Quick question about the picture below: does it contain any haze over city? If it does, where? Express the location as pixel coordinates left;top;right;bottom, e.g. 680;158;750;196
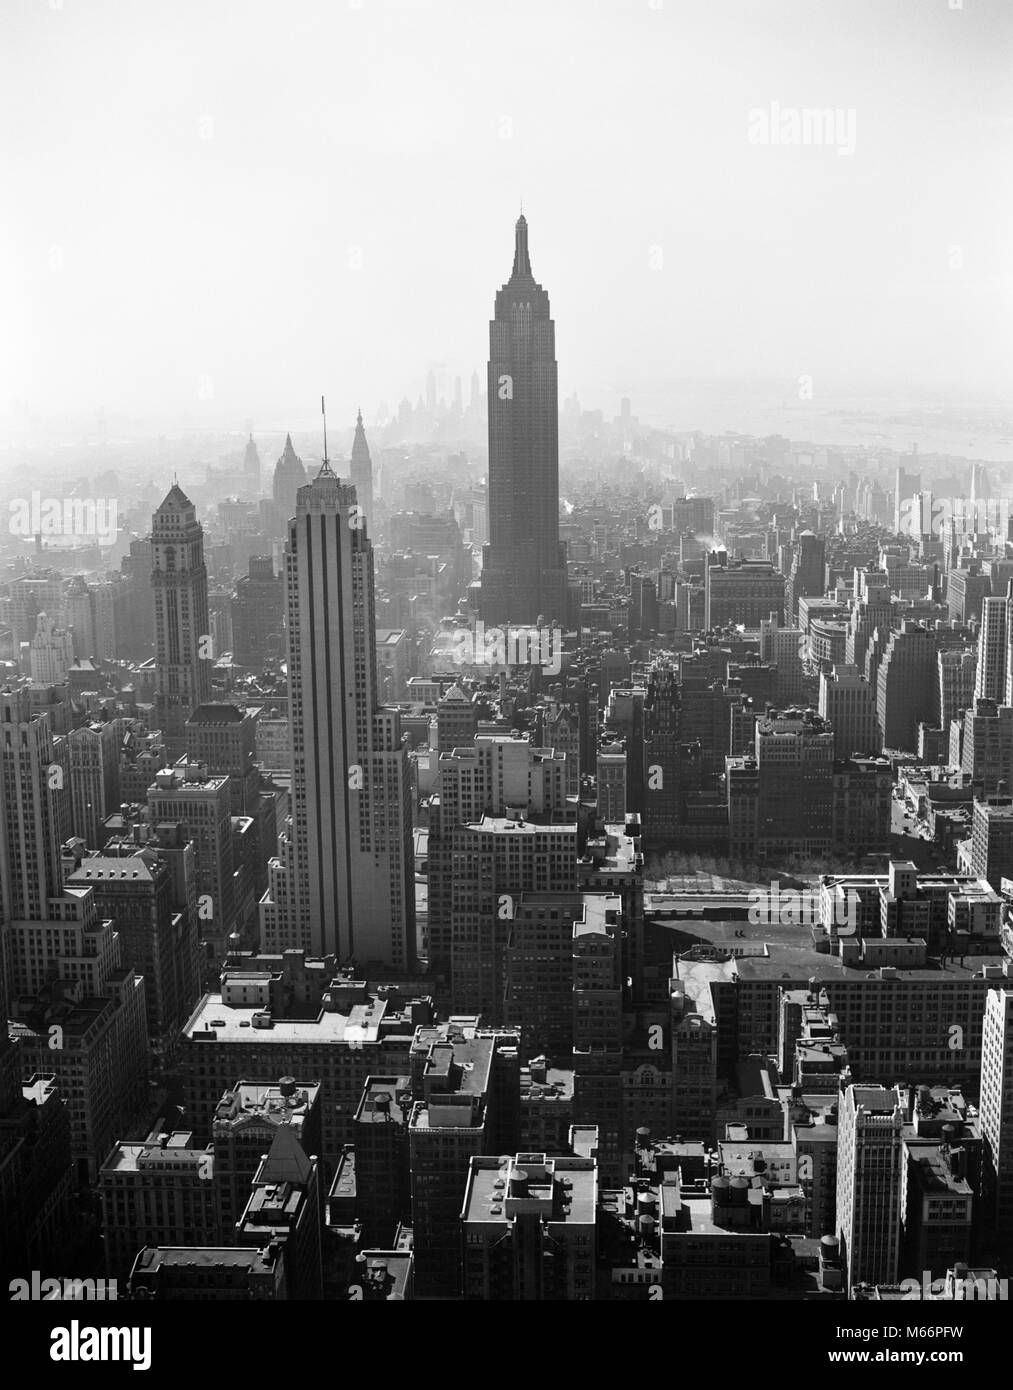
4;0;1013;459
8;0;1013;1349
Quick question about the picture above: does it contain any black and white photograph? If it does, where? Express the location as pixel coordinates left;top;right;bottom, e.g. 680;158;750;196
2;0;1012;1363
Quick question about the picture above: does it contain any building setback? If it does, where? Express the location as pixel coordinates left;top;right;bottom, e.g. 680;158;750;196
479;215;568;625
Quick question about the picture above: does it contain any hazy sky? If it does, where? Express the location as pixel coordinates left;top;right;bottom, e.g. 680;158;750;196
4;0;1012;436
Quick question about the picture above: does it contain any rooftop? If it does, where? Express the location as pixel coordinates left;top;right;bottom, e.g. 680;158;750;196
462;1153;597;1227
184;992;387;1045
101;1132;210;1175
213;1080;320;1125
354;1076;412;1125
131;1247;280;1273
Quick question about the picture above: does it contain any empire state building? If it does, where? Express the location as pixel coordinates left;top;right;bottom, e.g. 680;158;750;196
479;214;568;626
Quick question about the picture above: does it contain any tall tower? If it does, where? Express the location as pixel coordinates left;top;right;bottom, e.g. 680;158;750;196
980;987;1013;1241
272;434;307;514
260;435;415;967
836;1083;905;1288
480;214;567;626
786;530;825;624
0;686;63;922
151;484;211;757
976;595;1008;703
350;410;374;535
243;433;261;494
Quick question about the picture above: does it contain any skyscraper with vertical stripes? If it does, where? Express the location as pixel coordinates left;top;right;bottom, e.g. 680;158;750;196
976;594;1008;704
259;437;415;967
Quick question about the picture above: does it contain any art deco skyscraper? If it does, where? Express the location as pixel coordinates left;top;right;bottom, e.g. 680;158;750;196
243;433;261;494
350;410;374;534
260;440;415;967
0;686;63;922
479;214;568;625
151;484;211;757
976;594;1008;704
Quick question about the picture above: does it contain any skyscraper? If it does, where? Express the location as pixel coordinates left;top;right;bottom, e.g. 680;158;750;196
151;484;211;757
980;986;1013;1241
260;445;415;967
876;620;936;752
272;434;307;520
818;664;879;759
785;530;825;624
243;433;261;494
976;595;1008;703
350;410;374;535
836;1084;905;1289
0;687;63;923
480;215;568;625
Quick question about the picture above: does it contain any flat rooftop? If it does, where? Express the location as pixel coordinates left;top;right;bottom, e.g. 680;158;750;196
521;1068;574;1102
355;1076;411;1125
184;992;387;1044
463;1154;597;1227
213;1080;320;1123
466;815;577;836
132;1247;278;1272
102;1135;209;1174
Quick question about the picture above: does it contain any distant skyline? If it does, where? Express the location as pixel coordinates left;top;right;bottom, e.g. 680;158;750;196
4;0;1013;441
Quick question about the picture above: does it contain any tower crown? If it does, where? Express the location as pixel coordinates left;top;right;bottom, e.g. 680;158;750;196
512;213;531;279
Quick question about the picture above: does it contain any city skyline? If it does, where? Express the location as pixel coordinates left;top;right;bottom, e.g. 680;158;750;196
4;0;1013;448
6;0;1013;1344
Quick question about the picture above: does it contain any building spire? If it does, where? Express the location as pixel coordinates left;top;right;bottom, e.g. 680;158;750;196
512;212;531;279
317;394;335;478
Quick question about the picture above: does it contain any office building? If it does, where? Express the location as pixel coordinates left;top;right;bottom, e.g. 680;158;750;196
785;530;825;624
259;453;415;967
980;988;1013;1241
129;1244;286;1299
976;595;1008;703
29;612;74;685
938;648;977;734
99;1131;219;1278
705;558;785;630
231;556;284;668
836;1085;905;1290
876;621;936;752
819;664;879;759
236;1125;323;1299
352;1076;412;1245
151;485;211;757
960;701;1013;799
66;849;200;1066
408;1026;520;1296
970;797;1013;893
479;216;568;625
211;1077;321;1240
67;719;120;848
461;1152;597;1299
